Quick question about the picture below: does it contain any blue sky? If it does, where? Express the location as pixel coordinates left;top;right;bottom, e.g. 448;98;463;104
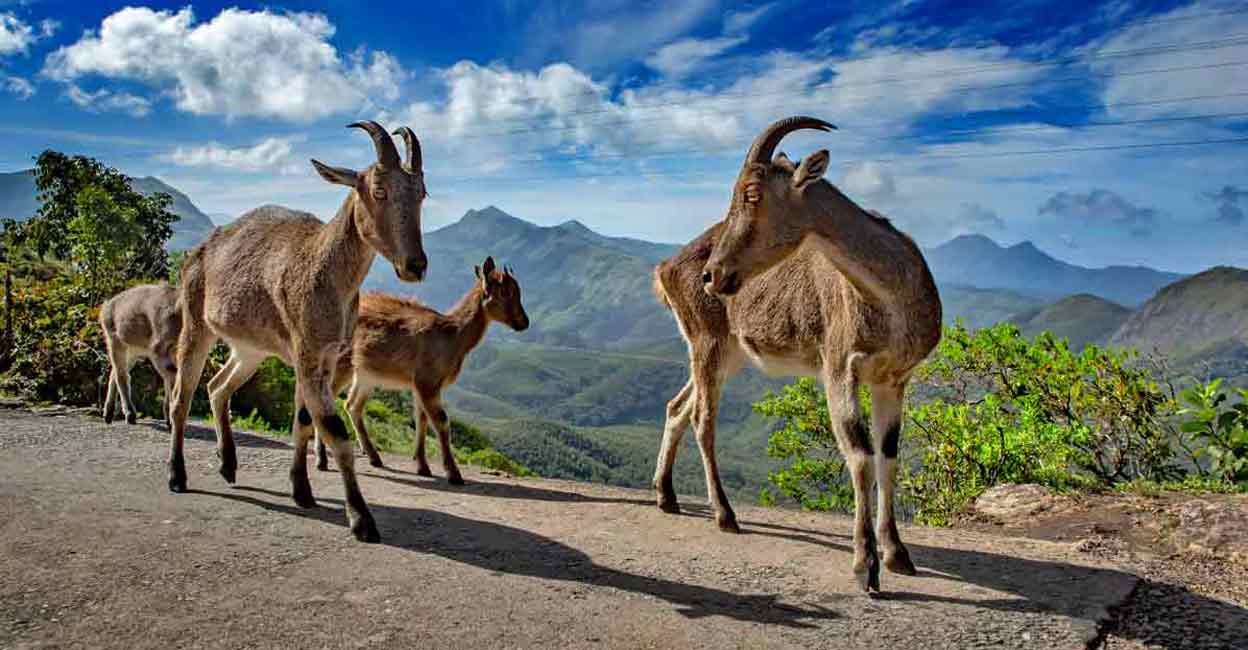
0;0;1245;272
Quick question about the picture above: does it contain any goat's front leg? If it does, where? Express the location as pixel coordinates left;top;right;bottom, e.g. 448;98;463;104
296;348;378;543
823;358;878;592
207;349;262;484
413;403;432;477
289;382;317;509
417;391;463;485
345;377;383;468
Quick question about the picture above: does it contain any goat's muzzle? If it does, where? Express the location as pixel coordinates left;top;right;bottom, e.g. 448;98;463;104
395;254;427;282
702;266;741;296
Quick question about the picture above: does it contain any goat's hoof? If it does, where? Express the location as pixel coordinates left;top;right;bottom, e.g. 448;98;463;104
217;449;237;484
657;497;680;514
351;515;381;544
125;412;137;425
291;485;317;509
103;412;114;424
368;456;384;468
168;459;187;493
716;512;741;534
415;465;433;478
447;474;465;486
315;458;329;472
854;553;882;593
884;549;917;576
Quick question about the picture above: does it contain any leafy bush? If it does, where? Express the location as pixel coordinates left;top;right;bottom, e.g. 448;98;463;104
753;378;856;512
752;323;1225;525
1178;379;1248;484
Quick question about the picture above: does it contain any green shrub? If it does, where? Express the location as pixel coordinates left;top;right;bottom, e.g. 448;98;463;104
1178;379;1248;484
752;377;861;512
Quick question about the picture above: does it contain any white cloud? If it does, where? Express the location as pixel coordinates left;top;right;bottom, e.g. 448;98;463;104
519;0;718;70
841;161;897;200
645;35;747;79
64;83;151;117
724;3;776;34
43;7;404;122
2;74;33;99
166;137;299;172
0;12;56;56
1089;1;1248;119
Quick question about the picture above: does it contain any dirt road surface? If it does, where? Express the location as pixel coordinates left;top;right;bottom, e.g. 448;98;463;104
1;409;1142;649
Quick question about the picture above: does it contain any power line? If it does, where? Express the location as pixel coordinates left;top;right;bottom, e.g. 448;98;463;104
426;34;1248;131
481;110;1248;168
441;59;1248;142
430;136;1248;186
472;90;1248;163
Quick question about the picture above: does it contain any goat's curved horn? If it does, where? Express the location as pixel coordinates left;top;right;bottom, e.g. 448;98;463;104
391;126;423;174
348;121;401;169
744;116;836;168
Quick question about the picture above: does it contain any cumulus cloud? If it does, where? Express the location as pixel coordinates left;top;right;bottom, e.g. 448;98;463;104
0;12;56;56
959;202;1005;231
519;0;718;70
1205;185;1248;226
64;83;151;117
841;161;896;200
1038;189;1158;237
43;7;404;122
167;137;299;172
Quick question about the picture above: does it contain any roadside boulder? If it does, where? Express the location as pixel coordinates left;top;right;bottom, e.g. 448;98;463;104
973;483;1059;520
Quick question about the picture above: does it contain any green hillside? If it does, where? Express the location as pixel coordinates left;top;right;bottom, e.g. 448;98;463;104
1109;266;1248;356
1009;294;1132;349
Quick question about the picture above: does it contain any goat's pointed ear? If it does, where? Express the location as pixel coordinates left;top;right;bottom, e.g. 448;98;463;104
773;151;797;173
474;265;482;280
792;149;830;193
311;159;359;187
482;256;496;277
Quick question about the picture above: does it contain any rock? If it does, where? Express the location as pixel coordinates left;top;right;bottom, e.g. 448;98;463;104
1170;498;1248;565
973;483;1058;520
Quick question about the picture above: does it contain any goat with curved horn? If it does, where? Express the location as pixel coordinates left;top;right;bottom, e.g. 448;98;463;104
392;126;423;174
658;115;942;593
349;120;401;169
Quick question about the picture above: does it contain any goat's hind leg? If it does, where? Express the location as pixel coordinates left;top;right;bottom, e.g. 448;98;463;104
290;383;317;509
418;391;464;485
107;342;137;424
168;329;214;493
871;381;915;576
653;377;694;514
413;405;432;476
208;349;262;484
345;378;383;468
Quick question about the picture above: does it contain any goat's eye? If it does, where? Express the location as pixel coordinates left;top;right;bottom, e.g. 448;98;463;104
371;187;387;201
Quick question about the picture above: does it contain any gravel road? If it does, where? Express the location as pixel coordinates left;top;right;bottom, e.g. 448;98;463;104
0;409;1144;649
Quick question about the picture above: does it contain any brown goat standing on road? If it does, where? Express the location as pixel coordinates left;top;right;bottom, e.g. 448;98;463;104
167;121;428;543
699;116;943;592
317;257;529;481
98;283;181;426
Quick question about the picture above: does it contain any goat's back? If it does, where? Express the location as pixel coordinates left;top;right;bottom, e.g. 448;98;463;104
99;283;181;349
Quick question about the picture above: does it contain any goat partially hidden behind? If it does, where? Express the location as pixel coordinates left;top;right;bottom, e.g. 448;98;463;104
98;283;181;426
317;257;529;481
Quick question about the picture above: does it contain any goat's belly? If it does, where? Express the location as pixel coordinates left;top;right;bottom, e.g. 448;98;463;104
356;368;412;392
741;344;818;378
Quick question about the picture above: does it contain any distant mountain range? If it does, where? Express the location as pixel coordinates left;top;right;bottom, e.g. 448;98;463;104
0;169;215;250
924;234;1184;306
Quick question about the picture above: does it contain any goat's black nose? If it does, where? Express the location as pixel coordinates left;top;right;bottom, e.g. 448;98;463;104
404;255;427;278
701;271;713;284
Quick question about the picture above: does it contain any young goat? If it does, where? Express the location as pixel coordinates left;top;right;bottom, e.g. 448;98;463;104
98;283;181;426
168;121;428;543
317;257;528;481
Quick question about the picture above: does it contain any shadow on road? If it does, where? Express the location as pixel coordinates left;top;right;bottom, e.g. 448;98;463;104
186;430;1248;647
195;485;837;628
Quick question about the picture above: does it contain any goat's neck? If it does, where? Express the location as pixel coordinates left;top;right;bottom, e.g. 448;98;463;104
446;286;491;359
314;194;374;291
800;193;930;310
